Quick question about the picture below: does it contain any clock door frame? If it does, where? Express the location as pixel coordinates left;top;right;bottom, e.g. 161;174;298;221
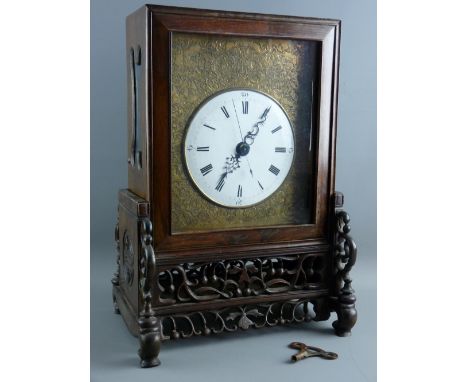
145;6;340;252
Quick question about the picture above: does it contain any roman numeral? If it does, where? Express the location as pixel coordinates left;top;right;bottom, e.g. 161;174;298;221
197;146;209;152
271;125;282;134
237;185;242;197
269;165;280;176
200;164;213;176
257;180;264;190
215;176;226;192
242;101;248;114
275;147;286;153
221;106;230;118
203;123;216;130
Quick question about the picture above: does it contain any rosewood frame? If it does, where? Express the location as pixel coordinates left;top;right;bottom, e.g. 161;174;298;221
128;5;340;252
114;4;357;368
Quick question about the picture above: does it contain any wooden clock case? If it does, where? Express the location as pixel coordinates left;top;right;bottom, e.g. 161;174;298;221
111;4;357;368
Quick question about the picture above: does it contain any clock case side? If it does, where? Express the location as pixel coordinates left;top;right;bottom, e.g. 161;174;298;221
126;6;152;201
147;5;341;254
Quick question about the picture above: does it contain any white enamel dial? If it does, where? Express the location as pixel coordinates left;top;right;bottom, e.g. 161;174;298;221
184;89;295;208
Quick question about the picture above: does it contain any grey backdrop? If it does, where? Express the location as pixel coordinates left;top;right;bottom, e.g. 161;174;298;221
91;0;376;381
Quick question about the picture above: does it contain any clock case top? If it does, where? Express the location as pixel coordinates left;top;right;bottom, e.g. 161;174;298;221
125;5;341;258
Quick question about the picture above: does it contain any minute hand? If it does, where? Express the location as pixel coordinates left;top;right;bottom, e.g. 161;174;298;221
243;106;271;146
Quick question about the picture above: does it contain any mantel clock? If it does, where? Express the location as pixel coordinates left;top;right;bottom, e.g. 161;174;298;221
112;4;357;368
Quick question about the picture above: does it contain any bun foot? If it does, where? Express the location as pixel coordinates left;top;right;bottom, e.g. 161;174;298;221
332;292;357;337
139;356;161;368
138;315;162;368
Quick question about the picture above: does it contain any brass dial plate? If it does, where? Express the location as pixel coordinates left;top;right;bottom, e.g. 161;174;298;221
171;32;319;233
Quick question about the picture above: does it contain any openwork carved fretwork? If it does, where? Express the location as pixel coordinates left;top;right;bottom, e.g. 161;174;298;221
122;230;134;286
332;204;358;336
156;254;326;305
160;298;314;340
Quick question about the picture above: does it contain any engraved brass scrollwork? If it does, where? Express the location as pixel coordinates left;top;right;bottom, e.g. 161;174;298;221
171;33;317;232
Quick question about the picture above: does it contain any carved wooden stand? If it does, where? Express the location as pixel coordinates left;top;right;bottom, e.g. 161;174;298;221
111;6;355;367
112;190;357;367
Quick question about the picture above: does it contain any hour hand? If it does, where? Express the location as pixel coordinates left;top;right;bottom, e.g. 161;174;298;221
216;155;239;192
215;173;227;192
223;154;241;175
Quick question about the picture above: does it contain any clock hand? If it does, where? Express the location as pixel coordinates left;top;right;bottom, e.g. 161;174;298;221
247;158;254;177
243;106;271;146
215;153;240;191
222;154;241;177
215;171;228;192
232;99;244;141
233;105;271;160
224;105;271;184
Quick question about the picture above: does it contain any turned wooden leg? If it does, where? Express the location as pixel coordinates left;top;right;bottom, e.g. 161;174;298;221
332;283;357;336
138;314;161;368
312;297;331;322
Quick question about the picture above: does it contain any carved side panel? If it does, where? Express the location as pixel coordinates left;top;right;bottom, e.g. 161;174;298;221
154;254;328;306
122;230;135;286
115;191;149;315
120;217;139;312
